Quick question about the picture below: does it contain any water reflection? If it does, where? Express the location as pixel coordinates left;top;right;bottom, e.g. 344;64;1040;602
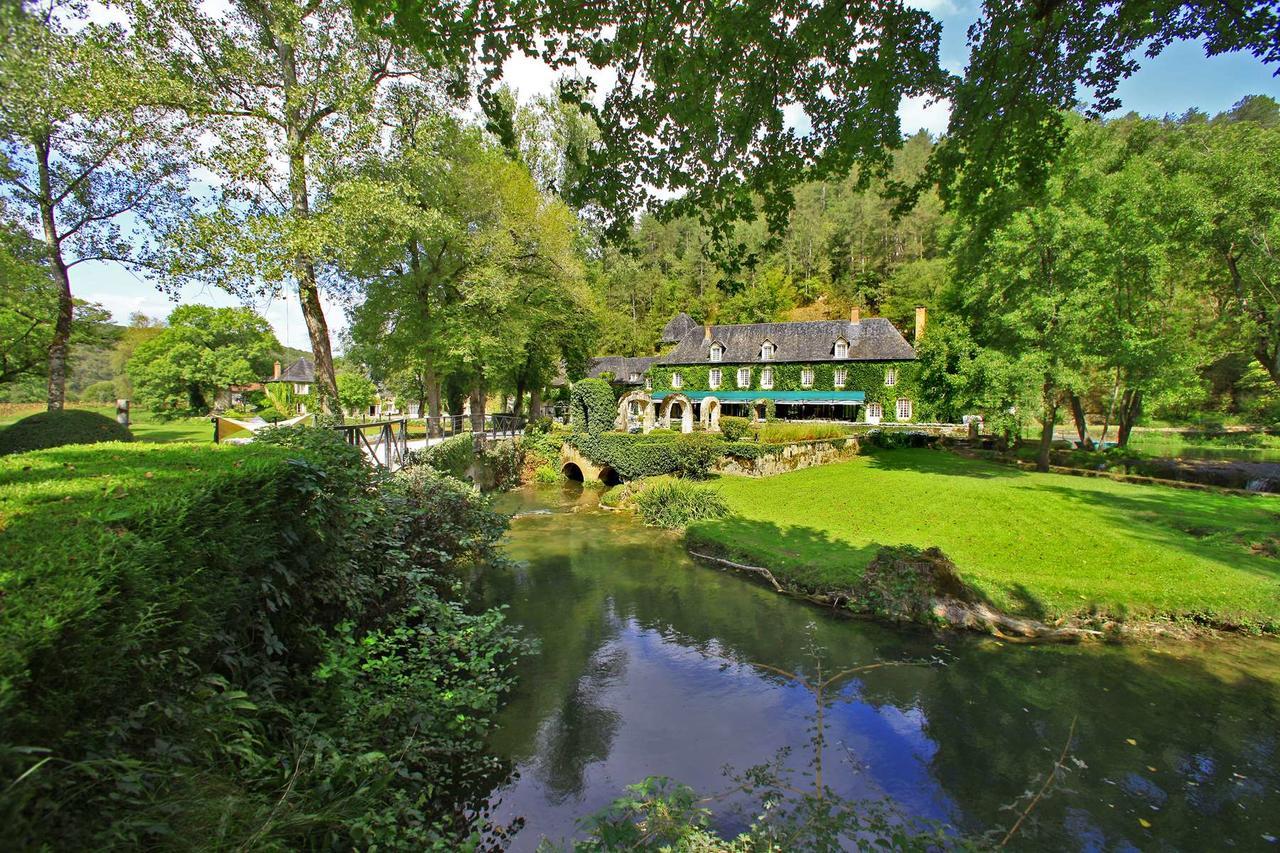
482;484;1280;851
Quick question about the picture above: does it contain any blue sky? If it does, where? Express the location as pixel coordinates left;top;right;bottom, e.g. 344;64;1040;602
73;2;1280;352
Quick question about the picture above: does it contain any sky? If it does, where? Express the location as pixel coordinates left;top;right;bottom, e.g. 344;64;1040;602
71;0;1280;353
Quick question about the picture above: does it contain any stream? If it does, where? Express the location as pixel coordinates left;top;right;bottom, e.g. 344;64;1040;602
480;483;1280;851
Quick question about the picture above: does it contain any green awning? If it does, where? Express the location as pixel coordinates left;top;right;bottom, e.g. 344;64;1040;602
651;389;865;404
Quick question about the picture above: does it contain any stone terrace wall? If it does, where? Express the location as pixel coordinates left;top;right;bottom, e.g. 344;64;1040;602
716;438;860;477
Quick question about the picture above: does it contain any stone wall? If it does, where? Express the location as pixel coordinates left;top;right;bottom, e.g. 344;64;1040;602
715;438;860;477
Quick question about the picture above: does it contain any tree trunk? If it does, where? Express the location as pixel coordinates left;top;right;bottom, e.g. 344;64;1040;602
426;364;442;437
1117;389;1142;447
469;385;486;433
1036;382;1057;473
278;33;339;417
529;387;542;421
1068;392;1093;450
34;135;73;412
512;376;526;419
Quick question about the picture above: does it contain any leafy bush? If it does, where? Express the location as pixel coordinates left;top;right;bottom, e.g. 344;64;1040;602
533;464;562;484
628;476;730;528
0;428;522;848
718;415;752;441
569;378;616;435
0;409;133;456
671;431;722;479
79;380;119;403
520;429;566;483
418;432;474;479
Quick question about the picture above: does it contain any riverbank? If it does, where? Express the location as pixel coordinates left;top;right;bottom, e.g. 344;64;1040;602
680;449;1280;637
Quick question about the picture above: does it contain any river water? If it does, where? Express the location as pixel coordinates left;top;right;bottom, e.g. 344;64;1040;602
481;483;1280;851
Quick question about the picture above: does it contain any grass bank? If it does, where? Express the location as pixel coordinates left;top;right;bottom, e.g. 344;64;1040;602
685;449;1280;632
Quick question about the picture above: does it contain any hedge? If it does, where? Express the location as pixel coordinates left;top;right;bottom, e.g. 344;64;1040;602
567;431;722;480
418;432;474;478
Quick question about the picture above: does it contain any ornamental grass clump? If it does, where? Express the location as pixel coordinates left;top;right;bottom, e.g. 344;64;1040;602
629;476;730;528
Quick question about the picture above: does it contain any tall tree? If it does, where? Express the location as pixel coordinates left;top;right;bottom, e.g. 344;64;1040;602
126;304;278;416
342;119;593;432
0;1;187;410
130;0;440;415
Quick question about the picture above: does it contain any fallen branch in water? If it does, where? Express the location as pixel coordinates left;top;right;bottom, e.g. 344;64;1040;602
688;550;784;592
998;715;1078;847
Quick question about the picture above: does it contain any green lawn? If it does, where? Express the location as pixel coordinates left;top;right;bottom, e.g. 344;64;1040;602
0;405;213;444
686;449;1280;629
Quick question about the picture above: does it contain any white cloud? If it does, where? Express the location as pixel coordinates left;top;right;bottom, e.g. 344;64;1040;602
898;94;952;136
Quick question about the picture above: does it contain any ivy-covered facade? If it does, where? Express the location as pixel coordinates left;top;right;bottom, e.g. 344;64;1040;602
641;313;926;426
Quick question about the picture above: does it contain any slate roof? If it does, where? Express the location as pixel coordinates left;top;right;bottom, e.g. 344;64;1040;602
659;312;700;345
268;357;315;383
587;356;659;383
659;318;914;365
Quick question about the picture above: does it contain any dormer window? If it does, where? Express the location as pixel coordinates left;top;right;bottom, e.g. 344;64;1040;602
834;339;849;359
760;341;775;361
629;372;641;382
709;343;724;362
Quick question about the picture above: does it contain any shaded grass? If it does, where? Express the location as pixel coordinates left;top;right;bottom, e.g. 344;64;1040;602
686;449;1280;629
0;404;213;443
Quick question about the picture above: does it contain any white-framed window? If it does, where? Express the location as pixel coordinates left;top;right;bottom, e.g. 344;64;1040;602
671;372;683;389
629;372;641;383
834;340;849;359
709;343;724;362
709;368;722;389
295;383;309;395
761;341;775;361
834;368;847;388
885;367;898;386
645;376;653;390
761;367;774;389
801;368;814;387
737;367;751;388
896;398;912;421
866;402;883;423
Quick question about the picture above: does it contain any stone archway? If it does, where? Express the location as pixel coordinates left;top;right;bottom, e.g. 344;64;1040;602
562;461;585;481
700;396;722;432
659;394;694;433
616;389;656;433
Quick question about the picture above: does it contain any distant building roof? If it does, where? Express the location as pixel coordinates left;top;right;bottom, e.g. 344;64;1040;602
659;312;700;345
587;356;659;384
659;318;914;365
267;357;315;384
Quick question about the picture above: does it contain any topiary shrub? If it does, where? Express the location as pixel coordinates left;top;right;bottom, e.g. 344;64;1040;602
569;378;617;435
0;409;133;456
718;416;751;441
671;431;722;479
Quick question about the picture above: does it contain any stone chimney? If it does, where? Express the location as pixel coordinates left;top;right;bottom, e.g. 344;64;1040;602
703;324;712;343
273;360;281;379
915;306;927;343
850;305;861;324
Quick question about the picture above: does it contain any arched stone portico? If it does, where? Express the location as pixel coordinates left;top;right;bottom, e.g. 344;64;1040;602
616;390;656;433
700;396;722;432
659;393;694;433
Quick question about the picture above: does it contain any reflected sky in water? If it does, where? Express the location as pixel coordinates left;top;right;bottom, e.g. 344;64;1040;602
483;485;1280;851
